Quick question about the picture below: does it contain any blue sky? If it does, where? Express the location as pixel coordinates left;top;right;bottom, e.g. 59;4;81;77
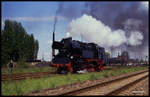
2;2;82;61
1;1;148;61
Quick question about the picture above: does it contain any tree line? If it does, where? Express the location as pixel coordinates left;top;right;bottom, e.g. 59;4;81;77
1;20;39;66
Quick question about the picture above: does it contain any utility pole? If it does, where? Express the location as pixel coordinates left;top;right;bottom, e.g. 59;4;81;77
135;45;137;60
145;55;148;65
110;46;114;58
81;33;83;42
42;52;44;62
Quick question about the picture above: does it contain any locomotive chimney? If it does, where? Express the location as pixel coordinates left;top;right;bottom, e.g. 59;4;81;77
52;31;55;59
52;15;57;59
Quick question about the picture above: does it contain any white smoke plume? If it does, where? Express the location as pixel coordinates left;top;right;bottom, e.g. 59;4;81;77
66;32;71;37
123;18;144;46
127;31;143;46
68;14;144;49
123;18;142;31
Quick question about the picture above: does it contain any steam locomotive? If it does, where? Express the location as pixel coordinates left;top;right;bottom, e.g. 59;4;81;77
51;37;108;74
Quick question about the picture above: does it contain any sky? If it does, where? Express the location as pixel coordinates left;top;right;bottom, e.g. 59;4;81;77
2;2;77;61
1;1;149;61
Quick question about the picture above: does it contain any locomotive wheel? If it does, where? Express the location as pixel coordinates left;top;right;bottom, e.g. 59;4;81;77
57;68;68;74
57;68;61;74
93;62;99;72
72;65;78;73
60;69;68;74
59;66;69;74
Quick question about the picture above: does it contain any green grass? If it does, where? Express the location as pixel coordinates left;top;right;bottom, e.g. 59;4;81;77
2;66;56;74
1;66;148;95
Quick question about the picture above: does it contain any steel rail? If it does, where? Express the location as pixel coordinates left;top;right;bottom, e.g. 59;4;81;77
58;69;148;96
105;74;148;96
2;72;57;82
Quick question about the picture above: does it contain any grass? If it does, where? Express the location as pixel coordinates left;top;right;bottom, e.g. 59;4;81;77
2;66;56;74
1;66;148;95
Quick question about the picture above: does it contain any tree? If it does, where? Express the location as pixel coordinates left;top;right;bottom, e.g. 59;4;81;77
2;20;15;65
1;20;39;66
34;40;39;59
105;52;110;58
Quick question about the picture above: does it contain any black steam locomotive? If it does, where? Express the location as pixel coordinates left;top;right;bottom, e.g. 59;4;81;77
51;37;108;74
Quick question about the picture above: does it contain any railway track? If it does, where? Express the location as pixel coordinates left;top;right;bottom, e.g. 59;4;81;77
59;69;148;96
1;67;120;82
2;72;57;82
106;74;148;96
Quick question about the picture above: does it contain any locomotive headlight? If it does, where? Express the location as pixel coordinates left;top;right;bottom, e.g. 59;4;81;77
71;56;73;59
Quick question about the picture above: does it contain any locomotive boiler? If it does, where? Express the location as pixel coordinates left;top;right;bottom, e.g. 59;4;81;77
51;37;108;74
